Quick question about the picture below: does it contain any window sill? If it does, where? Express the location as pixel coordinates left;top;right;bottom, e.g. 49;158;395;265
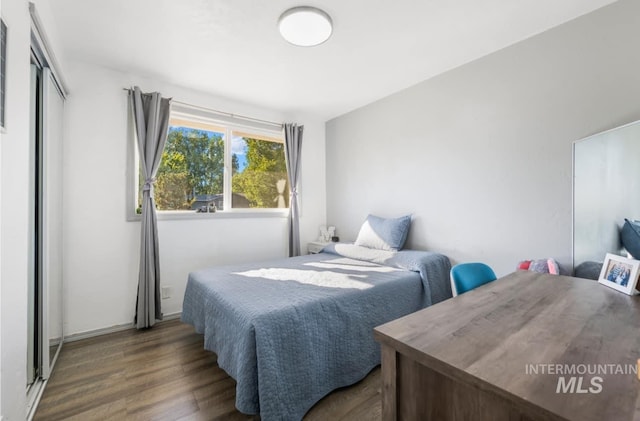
127;209;289;222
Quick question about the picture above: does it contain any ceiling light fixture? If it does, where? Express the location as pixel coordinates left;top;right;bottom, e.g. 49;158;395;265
278;6;333;47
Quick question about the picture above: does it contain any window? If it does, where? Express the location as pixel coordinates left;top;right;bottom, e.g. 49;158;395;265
133;105;288;216
231;130;289;210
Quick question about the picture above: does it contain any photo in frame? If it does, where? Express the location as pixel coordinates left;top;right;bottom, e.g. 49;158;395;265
598;253;640;295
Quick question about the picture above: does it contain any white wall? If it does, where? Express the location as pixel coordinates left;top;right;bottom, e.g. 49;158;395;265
0;0;3;414
1;0;31;419
62;59;326;336
326;0;640;276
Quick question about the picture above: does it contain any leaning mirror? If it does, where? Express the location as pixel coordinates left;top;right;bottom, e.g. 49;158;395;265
573;119;640;279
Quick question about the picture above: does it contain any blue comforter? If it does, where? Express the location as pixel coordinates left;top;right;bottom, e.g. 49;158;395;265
181;244;451;420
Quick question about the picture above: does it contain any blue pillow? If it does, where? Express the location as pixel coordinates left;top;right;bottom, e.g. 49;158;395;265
621;218;640;259
354;214;412;251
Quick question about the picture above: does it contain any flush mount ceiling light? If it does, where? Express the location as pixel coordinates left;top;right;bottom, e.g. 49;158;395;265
278;6;333;47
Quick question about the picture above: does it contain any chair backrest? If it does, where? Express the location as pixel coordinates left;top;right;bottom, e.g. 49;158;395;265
450;263;497;297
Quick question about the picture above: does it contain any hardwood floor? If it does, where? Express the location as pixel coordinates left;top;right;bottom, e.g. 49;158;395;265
34;319;381;420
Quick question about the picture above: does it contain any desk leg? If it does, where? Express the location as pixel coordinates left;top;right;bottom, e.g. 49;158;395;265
381;344;398;421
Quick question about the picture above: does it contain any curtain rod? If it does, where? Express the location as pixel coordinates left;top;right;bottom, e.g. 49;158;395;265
122;87;283;128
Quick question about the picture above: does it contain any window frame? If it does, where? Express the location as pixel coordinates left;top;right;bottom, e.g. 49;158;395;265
126;103;290;221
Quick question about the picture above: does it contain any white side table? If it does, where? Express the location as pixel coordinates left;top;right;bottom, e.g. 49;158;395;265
307;241;330;254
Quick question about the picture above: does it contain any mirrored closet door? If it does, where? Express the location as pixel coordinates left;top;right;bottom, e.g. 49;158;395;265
43;65;65;375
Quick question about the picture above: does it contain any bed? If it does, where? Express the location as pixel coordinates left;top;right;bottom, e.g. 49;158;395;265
181;243;451;420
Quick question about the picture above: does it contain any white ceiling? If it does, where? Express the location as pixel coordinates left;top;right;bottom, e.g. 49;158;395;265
49;0;617;120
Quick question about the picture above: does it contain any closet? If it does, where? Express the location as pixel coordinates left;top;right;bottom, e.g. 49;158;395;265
27;4;66;417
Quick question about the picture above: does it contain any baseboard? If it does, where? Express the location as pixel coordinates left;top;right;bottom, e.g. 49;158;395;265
63;311;182;343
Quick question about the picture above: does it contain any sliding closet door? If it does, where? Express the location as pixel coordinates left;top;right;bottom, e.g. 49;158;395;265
41;68;64;379
27;62;42;388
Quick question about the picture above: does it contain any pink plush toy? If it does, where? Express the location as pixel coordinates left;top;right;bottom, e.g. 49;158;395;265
517;258;559;275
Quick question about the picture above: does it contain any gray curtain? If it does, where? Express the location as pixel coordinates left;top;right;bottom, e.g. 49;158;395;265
283;123;304;257
130;86;172;329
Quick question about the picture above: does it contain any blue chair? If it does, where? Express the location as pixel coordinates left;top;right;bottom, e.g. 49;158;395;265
450;263;497;297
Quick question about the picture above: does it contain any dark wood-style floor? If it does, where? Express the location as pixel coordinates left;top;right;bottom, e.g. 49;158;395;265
34;319;381;420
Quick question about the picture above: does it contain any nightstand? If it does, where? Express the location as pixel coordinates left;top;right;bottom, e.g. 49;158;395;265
307;241;330;254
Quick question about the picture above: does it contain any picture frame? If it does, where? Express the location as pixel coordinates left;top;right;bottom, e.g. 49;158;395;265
598;253;640;295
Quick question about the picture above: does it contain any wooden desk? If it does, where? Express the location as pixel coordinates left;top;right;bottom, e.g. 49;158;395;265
374;271;640;421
